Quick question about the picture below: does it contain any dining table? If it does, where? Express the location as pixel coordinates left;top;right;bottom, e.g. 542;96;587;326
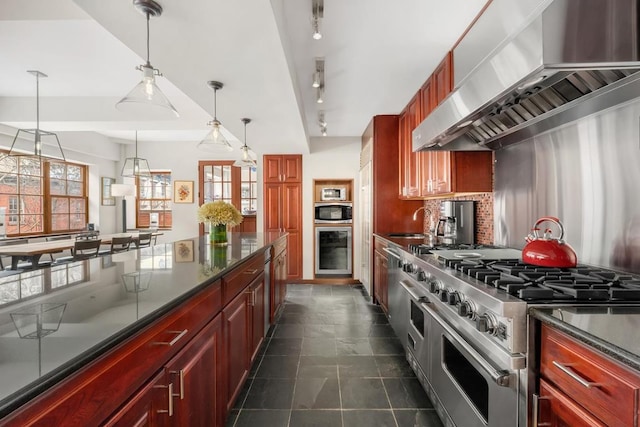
0;232;162;270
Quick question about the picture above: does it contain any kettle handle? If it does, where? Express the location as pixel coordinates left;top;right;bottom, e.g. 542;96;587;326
532;216;564;240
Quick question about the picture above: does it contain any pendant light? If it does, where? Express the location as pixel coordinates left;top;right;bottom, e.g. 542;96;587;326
115;0;179;118
234;118;257;167
198;81;233;152
121;131;151;177
3;70;66;162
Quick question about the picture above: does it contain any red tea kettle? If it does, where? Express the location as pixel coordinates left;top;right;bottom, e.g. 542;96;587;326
522;216;577;268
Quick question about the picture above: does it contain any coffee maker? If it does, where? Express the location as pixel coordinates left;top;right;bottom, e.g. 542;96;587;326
436;200;475;244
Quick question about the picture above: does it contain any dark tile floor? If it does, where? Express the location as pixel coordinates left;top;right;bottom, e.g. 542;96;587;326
226;284;443;427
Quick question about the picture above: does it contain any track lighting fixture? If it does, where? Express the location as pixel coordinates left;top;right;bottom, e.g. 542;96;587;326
198;81;233;152
319;111;327;136
116;0;178;118
316;86;324;104
312;0;324;40
312;58;324;89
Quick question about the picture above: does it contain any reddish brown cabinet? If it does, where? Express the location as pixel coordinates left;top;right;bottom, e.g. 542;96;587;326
264;155;302;183
105;371;166;427
373;238;389;313
536;324;640;427
270;237;287;323
399;94;423;199
223;288;251;413
263;155;302;280
249;272;266;363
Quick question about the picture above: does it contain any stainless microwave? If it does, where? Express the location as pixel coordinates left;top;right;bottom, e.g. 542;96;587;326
320;187;347;201
314;202;353;224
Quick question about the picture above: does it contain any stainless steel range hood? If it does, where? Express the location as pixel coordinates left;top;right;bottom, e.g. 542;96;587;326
413;0;640;152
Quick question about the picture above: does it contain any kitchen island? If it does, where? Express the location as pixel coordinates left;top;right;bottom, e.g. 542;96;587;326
0;232;286;426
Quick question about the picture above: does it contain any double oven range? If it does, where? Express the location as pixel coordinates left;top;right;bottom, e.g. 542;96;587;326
385;242;640;427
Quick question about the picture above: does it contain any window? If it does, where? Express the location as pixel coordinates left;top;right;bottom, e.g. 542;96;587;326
49;162;86;232
0;155;87;236
240;166;257;214
137;172;172;229
200;161;256;213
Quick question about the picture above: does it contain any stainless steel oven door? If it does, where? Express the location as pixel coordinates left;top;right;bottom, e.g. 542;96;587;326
401;278;431;381
425;302;520;427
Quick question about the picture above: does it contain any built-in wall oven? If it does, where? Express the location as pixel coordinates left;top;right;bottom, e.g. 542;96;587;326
315;226;352;276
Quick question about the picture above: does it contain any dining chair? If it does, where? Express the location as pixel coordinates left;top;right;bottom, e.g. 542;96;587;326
72;239;102;260
104;236;132;255
136;233;153;248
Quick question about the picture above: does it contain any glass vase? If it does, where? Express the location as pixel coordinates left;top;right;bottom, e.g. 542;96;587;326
210;224;228;246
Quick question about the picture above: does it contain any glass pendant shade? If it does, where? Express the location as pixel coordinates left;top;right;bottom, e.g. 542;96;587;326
122;131;151;177
197;120;233;152
116;65;179;118
115;0;178;118
233;118;256;167
198;81;233;152
122;157;151;177
3;71;67;162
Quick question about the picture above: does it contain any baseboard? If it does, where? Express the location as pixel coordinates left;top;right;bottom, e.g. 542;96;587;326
291;279;362;285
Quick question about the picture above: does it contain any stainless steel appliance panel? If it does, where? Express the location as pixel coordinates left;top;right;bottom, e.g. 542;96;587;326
438;201;475;244
384;247;407;348
427;302;520;427
315;227;353;275
494;97;640;274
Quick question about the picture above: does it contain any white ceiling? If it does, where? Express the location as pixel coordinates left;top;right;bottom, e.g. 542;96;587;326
0;0;487;154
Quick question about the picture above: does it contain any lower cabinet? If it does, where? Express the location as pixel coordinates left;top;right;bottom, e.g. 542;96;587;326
535;324;640;427
271;239;287;323
373;238;388;313
106;316;224;427
224;270;267;413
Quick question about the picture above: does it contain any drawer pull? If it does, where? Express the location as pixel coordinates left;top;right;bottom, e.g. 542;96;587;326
532;393;551;426
170;369;185;399
155;383;174;416
552;361;601;388
246;289;256;306
153;329;188;346
244;269;259;275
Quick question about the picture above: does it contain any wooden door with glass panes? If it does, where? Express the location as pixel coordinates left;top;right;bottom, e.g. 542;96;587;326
198;161;257;236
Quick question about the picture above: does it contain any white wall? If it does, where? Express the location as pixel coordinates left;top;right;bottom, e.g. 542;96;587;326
303;137;362;280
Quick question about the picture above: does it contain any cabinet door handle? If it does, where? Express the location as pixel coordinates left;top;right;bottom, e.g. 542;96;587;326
532;393;551;427
153;330;188;346
155;383;174;416
246;289;256;306
552;361;602;388
244;269;259;275
170;369;185;399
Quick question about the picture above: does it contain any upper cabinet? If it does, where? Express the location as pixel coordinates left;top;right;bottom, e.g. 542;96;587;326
398;94;423;198
399;52;492;199
264;155;302;183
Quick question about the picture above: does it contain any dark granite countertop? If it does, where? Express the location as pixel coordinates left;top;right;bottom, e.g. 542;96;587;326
0;232;285;417
530;306;640;371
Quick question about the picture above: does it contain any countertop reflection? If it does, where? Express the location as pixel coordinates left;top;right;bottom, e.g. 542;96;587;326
0;232;283;417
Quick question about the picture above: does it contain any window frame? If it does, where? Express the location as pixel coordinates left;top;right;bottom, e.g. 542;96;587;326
135;172;172;229
0;154;88;237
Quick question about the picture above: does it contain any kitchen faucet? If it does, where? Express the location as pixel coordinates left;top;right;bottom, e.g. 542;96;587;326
412;206;431;221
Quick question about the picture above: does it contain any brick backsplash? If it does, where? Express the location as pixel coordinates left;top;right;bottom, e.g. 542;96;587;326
422;193;494;245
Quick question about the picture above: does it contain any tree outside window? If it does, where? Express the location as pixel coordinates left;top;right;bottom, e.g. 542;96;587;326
137;172;172;228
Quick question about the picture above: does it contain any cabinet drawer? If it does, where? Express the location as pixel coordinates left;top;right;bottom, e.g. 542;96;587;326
538;379;606;427
374;238;388;253
223;254;264;305
3;282;222;426
541;325;640;427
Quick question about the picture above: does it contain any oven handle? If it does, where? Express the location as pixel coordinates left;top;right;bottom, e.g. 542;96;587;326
382;247;402;260
399;280;424;302
421;302;512;387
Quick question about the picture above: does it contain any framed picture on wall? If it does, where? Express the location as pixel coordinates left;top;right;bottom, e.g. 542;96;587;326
174;240;194;263
174;180;194;204
101;177;116;206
